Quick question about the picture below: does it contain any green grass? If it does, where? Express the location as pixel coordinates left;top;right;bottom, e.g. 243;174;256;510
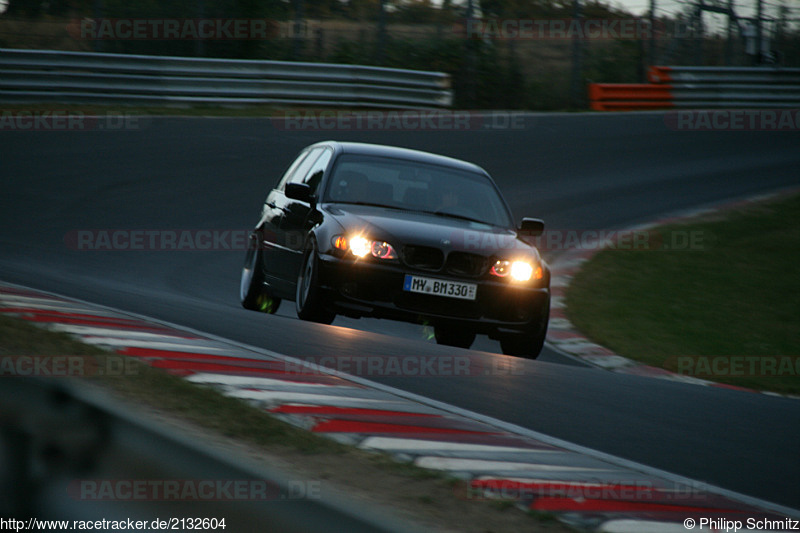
0;311;111;357
565;193;800;396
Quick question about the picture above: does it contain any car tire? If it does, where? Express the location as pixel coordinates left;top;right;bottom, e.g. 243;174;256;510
296;238;336;325
499;303;550;358
240;234;281;314
434;325;476;349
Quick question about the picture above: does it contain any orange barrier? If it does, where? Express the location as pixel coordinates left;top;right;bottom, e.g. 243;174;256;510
591;65;800;110
588;83;673;111
647;66;673;84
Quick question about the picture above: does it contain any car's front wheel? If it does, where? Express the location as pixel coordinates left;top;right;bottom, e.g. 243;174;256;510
296;239;336;324
240;234;281;314
499;303;549;358
434;325;476;349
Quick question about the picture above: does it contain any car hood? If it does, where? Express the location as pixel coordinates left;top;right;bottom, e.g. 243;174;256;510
325;204;540;259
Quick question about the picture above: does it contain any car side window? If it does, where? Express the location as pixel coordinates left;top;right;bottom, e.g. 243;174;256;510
274;149;309;191
276;147;324;192
294;148;332;196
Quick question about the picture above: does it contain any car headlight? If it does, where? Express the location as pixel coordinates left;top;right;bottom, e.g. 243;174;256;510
491;259;542;282
349;236;371;258
370;240;397;259
333;235;398;260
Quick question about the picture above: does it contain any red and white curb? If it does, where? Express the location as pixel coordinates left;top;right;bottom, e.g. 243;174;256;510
1;282;797;532
544;187;800;400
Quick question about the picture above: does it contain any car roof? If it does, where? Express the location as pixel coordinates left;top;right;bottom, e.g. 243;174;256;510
312;141;489;176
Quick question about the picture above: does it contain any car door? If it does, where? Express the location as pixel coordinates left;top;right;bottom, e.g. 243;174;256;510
258;147;322;285
278;147;334;280
265;147;328;281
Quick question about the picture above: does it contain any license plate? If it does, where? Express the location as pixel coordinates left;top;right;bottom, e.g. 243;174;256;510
403;275;477;300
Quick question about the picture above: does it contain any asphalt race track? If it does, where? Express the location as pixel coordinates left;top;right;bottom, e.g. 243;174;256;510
1;112;799;510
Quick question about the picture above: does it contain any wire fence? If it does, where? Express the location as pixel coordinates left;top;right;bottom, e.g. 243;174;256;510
2;0;799;109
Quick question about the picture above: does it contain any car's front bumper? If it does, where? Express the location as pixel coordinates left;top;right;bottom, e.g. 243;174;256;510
316;254;550;335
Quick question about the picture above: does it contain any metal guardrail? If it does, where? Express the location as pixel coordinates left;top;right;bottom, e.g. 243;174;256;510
0;378;412;532
647;66;800;85
0;48;453;108
589;66;800;111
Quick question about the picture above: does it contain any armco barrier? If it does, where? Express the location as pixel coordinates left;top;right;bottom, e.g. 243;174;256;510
589;65;800;111
1;378;407;532
0;48;452;108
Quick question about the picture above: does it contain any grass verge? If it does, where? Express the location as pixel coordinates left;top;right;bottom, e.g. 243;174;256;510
565;192;800;396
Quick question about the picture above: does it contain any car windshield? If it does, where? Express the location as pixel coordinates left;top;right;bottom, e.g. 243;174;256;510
324;154;514;228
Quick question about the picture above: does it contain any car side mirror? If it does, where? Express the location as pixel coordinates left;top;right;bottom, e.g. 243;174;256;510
518;217;544;237
285;183;314;204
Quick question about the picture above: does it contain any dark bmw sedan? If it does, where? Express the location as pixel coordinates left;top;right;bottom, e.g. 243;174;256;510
240;141;550;357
